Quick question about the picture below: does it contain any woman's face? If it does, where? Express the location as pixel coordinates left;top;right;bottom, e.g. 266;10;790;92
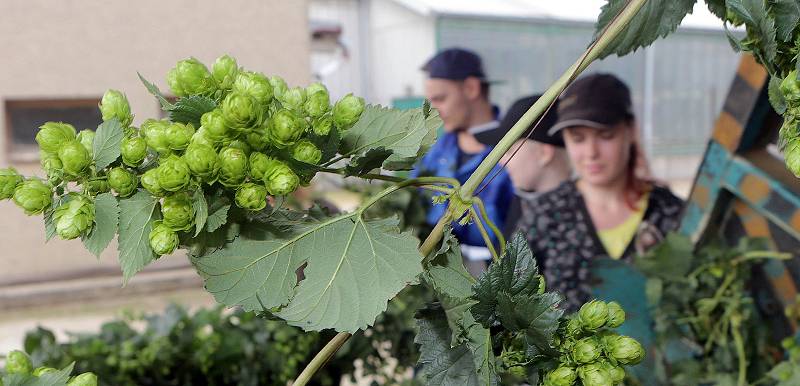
563;122;633;187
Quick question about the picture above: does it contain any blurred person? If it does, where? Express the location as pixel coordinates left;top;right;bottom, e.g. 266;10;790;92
485;94;571;236
412;48;515;277
513;73;683;383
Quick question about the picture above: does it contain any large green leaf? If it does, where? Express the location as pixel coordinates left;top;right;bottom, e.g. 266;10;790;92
471;232;546;327
497;292;563;344
595;0;697;58
2;362;74;386
728;0;778;61
93;118;125;169
770;0;800;42
169;95;216;128
458;312;499;386
205;195;231;232
118;191;160;284
343;148;393;177
415;305;481;386
82;192;119;257
138;72;175;110
706;0;727;18
193;215;424;332
769;75;788;114
192;189;208;237
43;196;63;242
340;104;439;172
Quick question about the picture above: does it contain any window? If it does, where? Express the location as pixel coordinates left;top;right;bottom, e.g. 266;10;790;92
5;99;103;162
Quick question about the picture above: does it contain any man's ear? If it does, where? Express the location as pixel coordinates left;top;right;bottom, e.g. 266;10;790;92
462;77;482;100
537;143;555;166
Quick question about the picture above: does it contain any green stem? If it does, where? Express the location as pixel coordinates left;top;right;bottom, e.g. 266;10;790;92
731;315;748;386
731;250;792;265
473;197;506;256
456;0;647;199
293;332;352;385
470;207;500;263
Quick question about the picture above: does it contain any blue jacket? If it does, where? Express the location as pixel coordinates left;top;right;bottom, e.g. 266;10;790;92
412;131;515;250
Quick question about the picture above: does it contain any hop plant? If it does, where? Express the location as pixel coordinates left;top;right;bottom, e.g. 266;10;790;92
156;155;191;192
249;152;276;181
54;193;95;240
233;71;273;105
218;147;248;187
333;93;365;130
5;350;33;375
306;82;327;96
782;70;800;104
200;109;229;144
121;134;148;167
605;301;625;328
99;89;133;127
77;129;95;155
269;75;289;100
108;167;138;197
184;143;219;182
13;179;53;215
36;122;76;155
140;168;167;197
606;335;645;365
292;140;322;165
161;192;194;231
280;87;307;114
245;126;270;151
598;361;625;384
542;366;577;386
67;372;99;386
212;54;239;91
32;367;58;377
142;118;172;155
227;139;252;155
167;57;216;97
149;221;179;255
190;127;216;148
264;160;299;196
268;109;305;148
304;89;330;119
58;141;92;177
312;114;334;137
85;179;110;195
0;167;24;200
235;182;268;211
571;337;602;364
577;363;612;386
166;122;195;151
578;300;608;331
221;92;262;132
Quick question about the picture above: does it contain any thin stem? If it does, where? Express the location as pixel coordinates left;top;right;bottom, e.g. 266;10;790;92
470;207;500;263
457;0;647;199
473;197;505;256
419;185;454;194
293;332;352;385
731;315;747;386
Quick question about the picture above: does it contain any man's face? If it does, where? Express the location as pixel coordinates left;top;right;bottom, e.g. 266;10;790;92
424;78;470;132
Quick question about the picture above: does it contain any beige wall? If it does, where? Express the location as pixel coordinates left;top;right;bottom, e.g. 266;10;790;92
0;0;310;283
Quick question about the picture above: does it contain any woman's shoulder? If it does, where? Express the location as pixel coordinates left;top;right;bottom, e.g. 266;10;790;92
528;180;580;211
648;183;685;211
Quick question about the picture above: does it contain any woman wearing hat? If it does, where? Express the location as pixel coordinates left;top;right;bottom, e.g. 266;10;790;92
514;73;684;383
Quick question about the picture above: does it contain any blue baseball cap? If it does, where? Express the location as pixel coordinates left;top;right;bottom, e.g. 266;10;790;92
422;48;498;83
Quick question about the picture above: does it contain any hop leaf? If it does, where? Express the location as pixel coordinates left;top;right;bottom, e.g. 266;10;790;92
99;89;133;127
13;178;53;215
235;182;268;211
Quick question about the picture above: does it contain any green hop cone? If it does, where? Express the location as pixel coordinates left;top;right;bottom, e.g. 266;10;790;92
99;89;133;127
140;168;166;197
218;147;248;187
167;57;216;97
577;363;612;386
67;372;98;386
76;129;95;155
598;361;625;384
156;155;191;192
142;119;172;155
304;90;330;118
0;168;24;200
183;143;219;182
32;366;58;377
161;192;194;231
233;71;274;104
332;93;365;130
249;152;277;181
269;75;289;100
606;301;625;328
58;141;92;177
607;335;645;365
235;182;268;211
13;178;53;215
108;167;138;197
149;220;179;255
268;109;305;148
292;140;322;165
781;70;800;104
245;126;269;151
200;109;229;144
5;350;33;375
785;138;800;177
264;161;299;196
312;114;334;136
165;122;195;151
190;127;216;148
212;54;239;91
279;86;307;113
306;82;327;96
542;366;577;386
40;153;64;185
221;92;262;132
566;317;583;338
84;179;110;195
54;193;95;240
571;337;602;364
36;122;77;155
227;139;252;155
578;300;608;331
121;134;148;167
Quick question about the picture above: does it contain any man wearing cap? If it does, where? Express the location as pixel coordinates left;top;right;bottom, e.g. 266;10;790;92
493;94;571;237
412;47;515;276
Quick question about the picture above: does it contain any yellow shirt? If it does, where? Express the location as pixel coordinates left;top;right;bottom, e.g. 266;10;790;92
597;193;649;259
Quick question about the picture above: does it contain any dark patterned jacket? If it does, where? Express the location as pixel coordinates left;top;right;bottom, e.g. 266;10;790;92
513;180;684;311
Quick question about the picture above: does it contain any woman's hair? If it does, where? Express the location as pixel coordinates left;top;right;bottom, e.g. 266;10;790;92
622;116;652;210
